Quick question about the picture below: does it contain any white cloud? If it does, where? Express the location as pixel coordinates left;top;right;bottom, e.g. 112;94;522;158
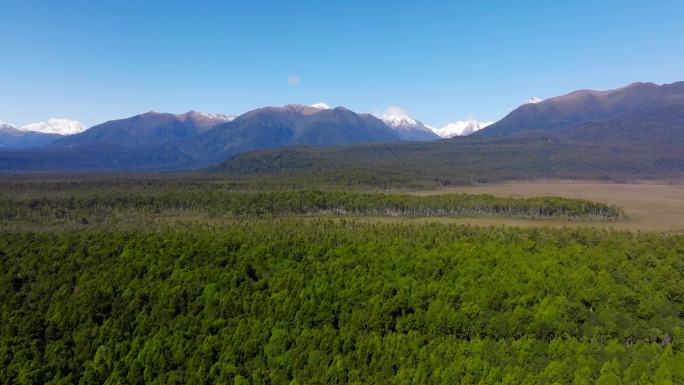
309;102;331;110
526;96;543;104
380;106;410;120
287;74;301;85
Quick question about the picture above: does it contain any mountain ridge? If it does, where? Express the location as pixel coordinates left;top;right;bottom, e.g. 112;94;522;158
214;80;684;184
2;80;683;174
477;81;684;138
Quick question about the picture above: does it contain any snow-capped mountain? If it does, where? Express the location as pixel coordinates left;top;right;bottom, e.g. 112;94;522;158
379;106;419;128
377;107;440;141
21;118;86;135
430;120;493;138
0;120;63;148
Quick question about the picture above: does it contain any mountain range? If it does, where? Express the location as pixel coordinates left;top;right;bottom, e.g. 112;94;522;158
1;105;489;150
217;81;684;183
0;104;414;170
1;81;683;176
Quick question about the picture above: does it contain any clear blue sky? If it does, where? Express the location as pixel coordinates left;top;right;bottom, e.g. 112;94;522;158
2;0;683;127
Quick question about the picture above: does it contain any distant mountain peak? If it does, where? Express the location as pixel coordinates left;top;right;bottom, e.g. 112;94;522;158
430;120;494;138
375;106;440;141
20;118;85;135
378;106;492;138
378;106;419;128
624;81;658;89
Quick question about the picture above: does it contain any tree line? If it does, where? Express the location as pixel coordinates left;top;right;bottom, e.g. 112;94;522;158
0;190;623;227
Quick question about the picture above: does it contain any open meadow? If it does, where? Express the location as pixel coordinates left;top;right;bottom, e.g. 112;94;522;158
409;181;684;233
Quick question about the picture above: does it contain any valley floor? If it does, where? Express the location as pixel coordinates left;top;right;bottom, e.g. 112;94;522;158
409;181;684;233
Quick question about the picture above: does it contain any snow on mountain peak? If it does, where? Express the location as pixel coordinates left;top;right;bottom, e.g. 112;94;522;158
526;97;543;104
309;102;331;110
195;112;236;121
377;106;420;129
20;118;85;135
430;119;493;138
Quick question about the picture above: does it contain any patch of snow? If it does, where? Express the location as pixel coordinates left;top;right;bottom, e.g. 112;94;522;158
526;97;543;104
20;118;85;135
309;102;331;110
430;120;493;138
197;112;236;121
377;106;420;129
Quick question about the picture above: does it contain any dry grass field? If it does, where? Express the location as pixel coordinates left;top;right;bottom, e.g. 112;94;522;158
396;181;684;233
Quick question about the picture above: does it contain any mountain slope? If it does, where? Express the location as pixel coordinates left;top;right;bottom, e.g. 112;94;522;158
216;132;684;186
478;81;684;138
171;105;401;166
378;107;440;141
54;111;234;147
0;122;61;148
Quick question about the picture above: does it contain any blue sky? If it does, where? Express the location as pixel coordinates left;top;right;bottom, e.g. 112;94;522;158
1;0;683;127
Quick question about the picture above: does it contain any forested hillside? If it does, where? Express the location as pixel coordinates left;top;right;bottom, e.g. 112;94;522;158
218;135;684;186
1;221;683;384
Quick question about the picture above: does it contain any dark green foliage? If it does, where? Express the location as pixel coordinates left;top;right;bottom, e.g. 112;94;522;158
0;190;622;227
1;221;683;384
0;172;434;196
218;135;684;186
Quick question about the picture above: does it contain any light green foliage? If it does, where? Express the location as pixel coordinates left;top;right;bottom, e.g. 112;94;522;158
0;220;683;384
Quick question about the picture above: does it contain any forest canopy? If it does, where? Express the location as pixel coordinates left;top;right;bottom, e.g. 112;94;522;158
1;220;683;384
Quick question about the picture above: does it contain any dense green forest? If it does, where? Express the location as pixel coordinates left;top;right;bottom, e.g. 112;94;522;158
1;221;683;384
1;176;680;385
0;190;622;228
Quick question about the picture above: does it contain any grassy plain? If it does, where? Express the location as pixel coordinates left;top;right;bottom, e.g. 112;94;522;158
404;181;684;233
